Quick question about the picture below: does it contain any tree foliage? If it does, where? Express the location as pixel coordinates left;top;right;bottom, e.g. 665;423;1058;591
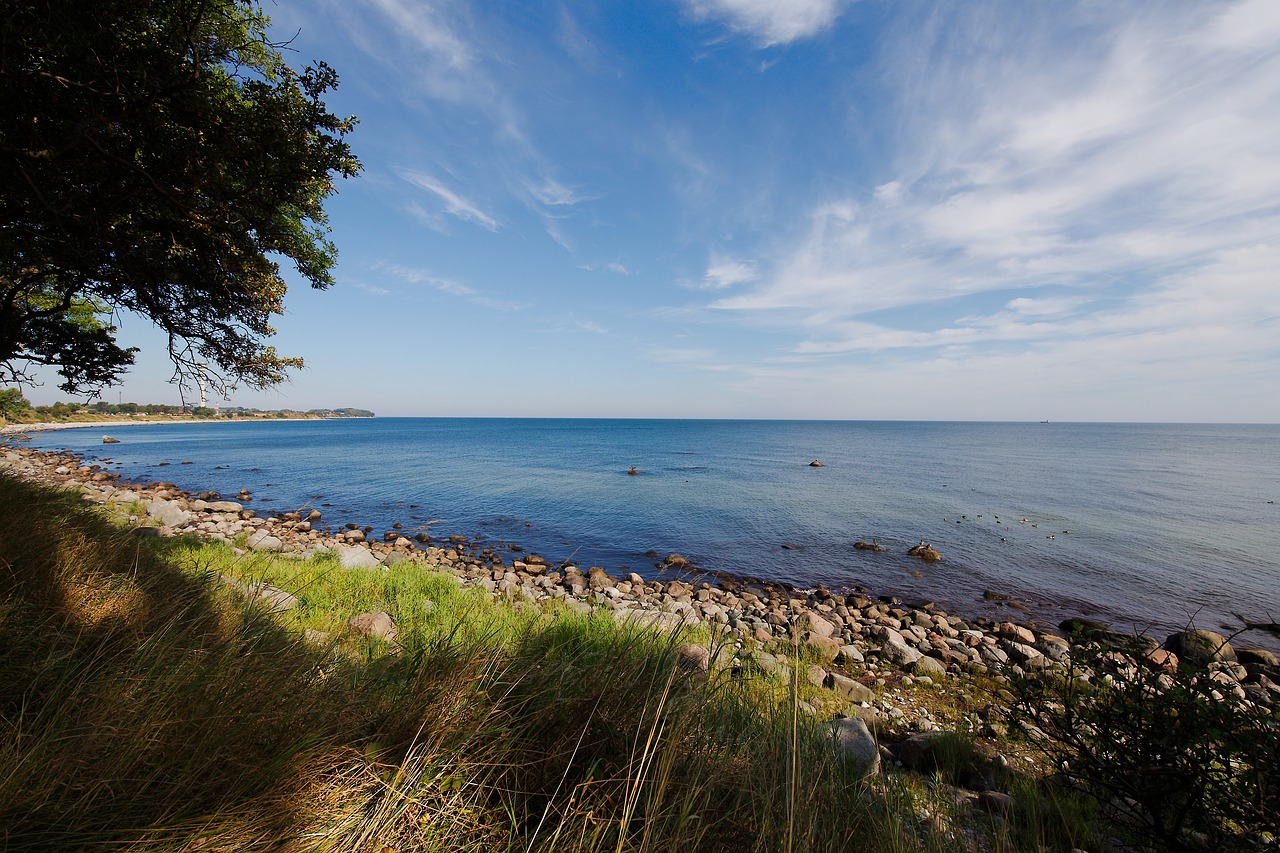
1011;635;1280;851
0;386;31;420
0;0;360;395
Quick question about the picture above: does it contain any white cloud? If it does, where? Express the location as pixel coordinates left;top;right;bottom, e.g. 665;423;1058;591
690;255;757;290
375;262;526;313
379;263;474;296
523;176;586;207
682;0;851;46
396;169;499;231
873;181;904;205
705;0;1280;380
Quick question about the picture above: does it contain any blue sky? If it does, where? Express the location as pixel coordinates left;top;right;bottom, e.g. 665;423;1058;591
31;0;1280;421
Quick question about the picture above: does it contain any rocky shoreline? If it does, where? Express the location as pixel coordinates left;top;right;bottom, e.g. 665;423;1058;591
4;440;1279;765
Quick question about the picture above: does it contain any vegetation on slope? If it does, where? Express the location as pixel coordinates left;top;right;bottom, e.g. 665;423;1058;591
7;468;1275;851
0;474;905;852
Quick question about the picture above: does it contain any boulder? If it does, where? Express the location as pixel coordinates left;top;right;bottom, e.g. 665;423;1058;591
826;672;876;704
1142;648;1179;675
829;717;879;781
613;609;687;632
837;645;865;665
881;636;923;667
208;500;243;513
996;622;1036;645
907;542;942;562
909;655;948;678
807;635;841;663
348;611;397;642
808;460;825;467
245;582;298;611
147;499;192;529
894;731;961;774
1237;647;1279;667
853;541;886;552
1058;617;1133;649
1163;629;1237;666
245;529;284;552
674;643;711;680
338;545;382;569
799;610;838;640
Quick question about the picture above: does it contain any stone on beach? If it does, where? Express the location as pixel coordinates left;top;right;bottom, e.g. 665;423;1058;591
828;717;880;781
246;529;284;552
1164;629;1237;665
881;636;923;667
348;611;397;642
338;545;382;569
146;499;191;529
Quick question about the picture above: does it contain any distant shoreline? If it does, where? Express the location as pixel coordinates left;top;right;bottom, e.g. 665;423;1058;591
0;416;373;436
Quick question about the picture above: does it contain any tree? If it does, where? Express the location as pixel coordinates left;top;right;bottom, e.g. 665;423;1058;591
0;0;360;396
0;386;31;420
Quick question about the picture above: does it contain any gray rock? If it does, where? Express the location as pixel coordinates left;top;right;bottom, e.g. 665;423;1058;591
977;791;1014;816
827;672;876;704
894;731;959;773
754;652;792;682
837;645;865;664
246;582;298;611
829;717;880;781
1164;629;1237;665
338;545;382;569
800;610;838;640
909;655;948;678
675;643;711;679
1237;647;1279;667
806;665;828;688
881;636;924;667
1036;634;1072;662
147;499;191;529
613;608;687;632
303;628;331;645
1003;641;1045;667
245;529;284;552
348;611;397;642
208;500;243;513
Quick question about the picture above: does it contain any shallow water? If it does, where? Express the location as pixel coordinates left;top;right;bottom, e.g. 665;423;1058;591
28;418;1280;647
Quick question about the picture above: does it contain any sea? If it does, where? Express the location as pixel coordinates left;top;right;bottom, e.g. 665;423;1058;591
23;418;1280;650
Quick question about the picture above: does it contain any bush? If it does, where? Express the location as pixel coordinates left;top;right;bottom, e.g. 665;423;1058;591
1011;633;1279;851
0;387;31;421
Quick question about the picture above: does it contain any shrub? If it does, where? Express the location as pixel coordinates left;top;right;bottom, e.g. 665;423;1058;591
1010;633;1280;851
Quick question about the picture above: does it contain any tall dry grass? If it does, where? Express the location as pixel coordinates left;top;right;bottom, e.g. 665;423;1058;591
0;472;1082;852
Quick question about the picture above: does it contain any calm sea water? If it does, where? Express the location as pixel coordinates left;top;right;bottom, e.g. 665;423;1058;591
26;418;1280;647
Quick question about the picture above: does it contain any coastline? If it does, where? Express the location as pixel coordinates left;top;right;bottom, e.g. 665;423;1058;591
0;416;368;435
5;437;1278;671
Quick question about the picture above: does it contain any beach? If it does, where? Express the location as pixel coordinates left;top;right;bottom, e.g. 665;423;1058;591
5;434;1278;677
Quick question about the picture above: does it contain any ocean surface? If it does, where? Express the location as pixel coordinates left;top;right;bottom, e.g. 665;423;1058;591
25;418;1280;649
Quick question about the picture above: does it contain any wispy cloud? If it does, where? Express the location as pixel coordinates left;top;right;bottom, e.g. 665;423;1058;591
681;0;852;46
707;1;1280;376
376;262;526;312
523;176;588;207
396;169;499;231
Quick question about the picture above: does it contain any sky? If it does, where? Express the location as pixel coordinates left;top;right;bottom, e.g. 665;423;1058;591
28;0;1280;421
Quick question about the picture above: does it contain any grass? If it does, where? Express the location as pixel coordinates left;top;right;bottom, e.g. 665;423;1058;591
0;472;1099;852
